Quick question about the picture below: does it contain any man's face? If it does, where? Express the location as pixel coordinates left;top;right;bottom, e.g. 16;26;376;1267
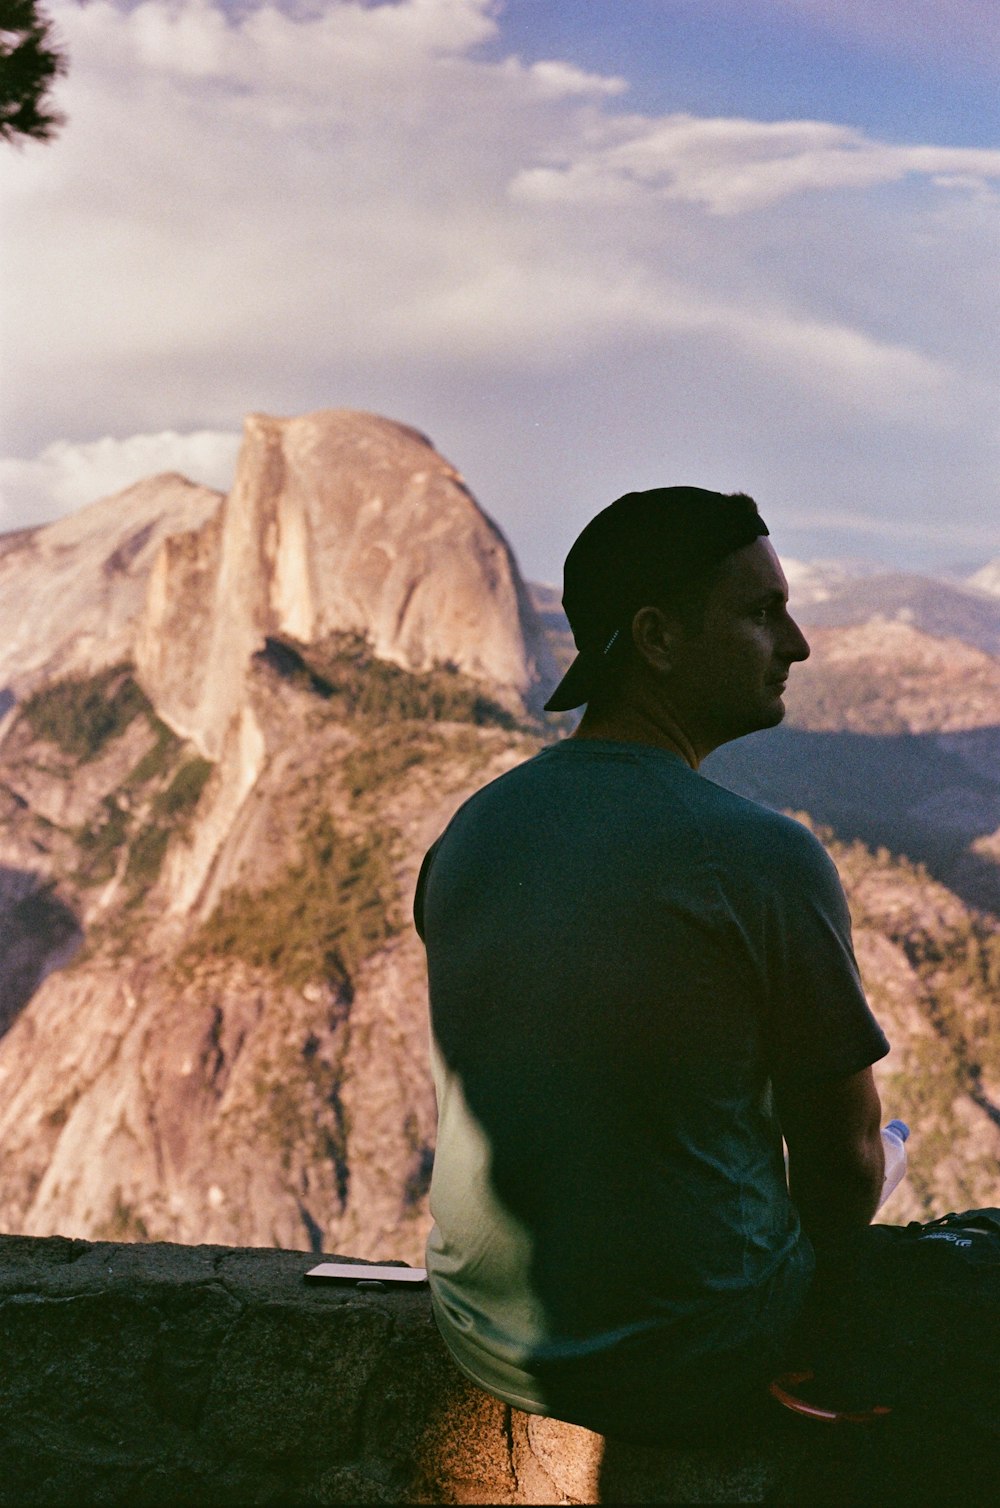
661;537;810;758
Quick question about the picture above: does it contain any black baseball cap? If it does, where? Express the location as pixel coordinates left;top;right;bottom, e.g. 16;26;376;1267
543;487;768;712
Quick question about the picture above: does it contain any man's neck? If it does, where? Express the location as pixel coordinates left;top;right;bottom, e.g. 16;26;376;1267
571;703;701;769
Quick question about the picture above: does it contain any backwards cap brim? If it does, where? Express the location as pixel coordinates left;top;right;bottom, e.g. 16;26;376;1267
542;648;603;712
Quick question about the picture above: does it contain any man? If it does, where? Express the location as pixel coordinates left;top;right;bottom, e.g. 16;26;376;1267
413;487;993;1451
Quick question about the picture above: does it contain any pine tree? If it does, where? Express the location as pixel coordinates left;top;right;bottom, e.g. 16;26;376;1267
0;0;66;146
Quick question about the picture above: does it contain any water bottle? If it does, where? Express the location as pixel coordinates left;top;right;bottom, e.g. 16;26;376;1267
877;1119;910;1211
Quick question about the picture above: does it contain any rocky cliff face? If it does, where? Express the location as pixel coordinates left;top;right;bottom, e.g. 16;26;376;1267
0;409;560;1259
0;474;221;700
784;621;1000;736
793;570;1000;657
0;423;997;1257
135;410;557;758
0;640;537;1258
2;642;998;1250
804;821;1000;1221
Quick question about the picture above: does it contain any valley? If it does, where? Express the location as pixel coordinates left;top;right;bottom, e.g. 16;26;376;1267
0;409;998;1254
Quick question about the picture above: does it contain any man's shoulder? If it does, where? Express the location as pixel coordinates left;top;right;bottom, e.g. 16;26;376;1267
416;745;553;868
423;736;833;880
438;742;555;821
693;774;835;877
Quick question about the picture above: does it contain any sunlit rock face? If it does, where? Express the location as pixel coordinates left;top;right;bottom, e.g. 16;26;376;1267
0;409;562;1259
135;410;558;757
0;474;222;704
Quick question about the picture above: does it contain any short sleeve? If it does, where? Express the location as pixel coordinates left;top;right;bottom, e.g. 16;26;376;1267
758;822;889;1088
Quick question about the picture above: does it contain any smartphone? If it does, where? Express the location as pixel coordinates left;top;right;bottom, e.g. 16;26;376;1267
305;1262;428;1285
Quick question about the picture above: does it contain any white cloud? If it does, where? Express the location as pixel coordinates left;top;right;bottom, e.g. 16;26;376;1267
520;59;629;100
77;0;500;90
776;504;1000;552
0;431;239;530
509;116;1000;215
0;0;997;572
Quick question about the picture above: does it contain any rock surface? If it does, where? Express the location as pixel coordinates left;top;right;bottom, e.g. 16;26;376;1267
0;409;561;1256
0;634;540;1256
0;1234;970;1506
0;474;221;702
135;410;558;756
784;621;1000;736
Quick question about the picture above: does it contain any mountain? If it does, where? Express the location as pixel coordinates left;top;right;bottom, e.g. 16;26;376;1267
529;581;575;673
779;556;882;606
0;421;997;1255
704;619;1000;914
791;570;1000;658
0;641;539;1257
968;559;1000;598
793;821;1000;1223
0;409;556;1259
0;474;222;697
1;410;556;748
779;620;1000;735
134;409;557;760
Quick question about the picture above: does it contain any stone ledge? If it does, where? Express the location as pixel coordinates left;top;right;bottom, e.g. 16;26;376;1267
0;1235;939;1505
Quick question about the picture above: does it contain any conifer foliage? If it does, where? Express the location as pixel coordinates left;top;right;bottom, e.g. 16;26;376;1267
0;0;66;145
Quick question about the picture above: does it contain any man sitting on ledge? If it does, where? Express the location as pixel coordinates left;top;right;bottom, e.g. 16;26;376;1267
414;488;1000;1460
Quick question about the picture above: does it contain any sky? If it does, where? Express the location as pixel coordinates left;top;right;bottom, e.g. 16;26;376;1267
1;0;999;584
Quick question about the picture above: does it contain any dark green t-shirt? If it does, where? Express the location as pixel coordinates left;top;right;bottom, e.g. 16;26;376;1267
414;739;889;1430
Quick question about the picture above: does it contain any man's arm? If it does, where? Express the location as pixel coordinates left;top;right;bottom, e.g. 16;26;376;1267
776;1066;885;1250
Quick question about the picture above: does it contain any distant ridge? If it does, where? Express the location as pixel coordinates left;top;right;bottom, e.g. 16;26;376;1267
968;558;1000;599
531;565;1000;659
793;571;1000;657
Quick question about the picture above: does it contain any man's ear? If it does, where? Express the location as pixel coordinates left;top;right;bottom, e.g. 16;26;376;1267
630;605;678;674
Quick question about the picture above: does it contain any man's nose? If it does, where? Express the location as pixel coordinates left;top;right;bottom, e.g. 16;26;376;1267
784;613;810;662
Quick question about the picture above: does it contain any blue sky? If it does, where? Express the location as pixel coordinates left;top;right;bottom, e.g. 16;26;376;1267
1;0;998;584
490;1;1000;146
